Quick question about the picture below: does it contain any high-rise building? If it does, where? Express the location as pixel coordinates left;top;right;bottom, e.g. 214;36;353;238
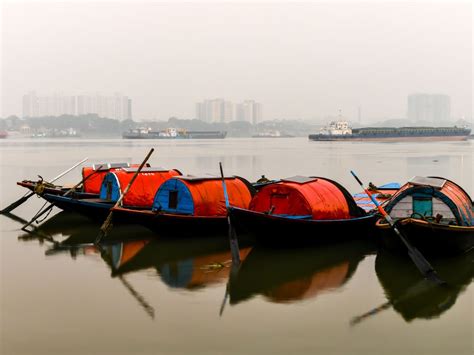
407;94;450;124
22;91;39;118
236;100;262;124
24;92;132;120
196;99;234;123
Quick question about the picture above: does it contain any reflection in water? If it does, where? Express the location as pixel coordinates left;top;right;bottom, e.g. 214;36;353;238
376;250;473;321
229;241;375;305
352;250;473;325
19;212;254;318
110;237;251;291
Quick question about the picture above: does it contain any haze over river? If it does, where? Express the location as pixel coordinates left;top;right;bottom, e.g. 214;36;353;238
1;138;473;355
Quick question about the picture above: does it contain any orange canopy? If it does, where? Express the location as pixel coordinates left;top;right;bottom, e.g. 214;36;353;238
100;168;181;207
249;176;352;220
82;163;144;194
153;176;252;216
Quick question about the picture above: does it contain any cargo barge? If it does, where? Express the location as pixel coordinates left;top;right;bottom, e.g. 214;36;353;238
123;128;227;139
309;121;471;142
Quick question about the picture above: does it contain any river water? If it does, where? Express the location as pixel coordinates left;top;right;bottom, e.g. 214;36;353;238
0;138;473;355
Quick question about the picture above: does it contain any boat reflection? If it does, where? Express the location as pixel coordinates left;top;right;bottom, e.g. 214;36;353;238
351;250;473;325
18;211;154;251
375;250;473;322
110;237;251;291
229;240;375;305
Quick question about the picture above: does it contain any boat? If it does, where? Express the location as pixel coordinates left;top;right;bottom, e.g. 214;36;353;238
30;128;81;138
228;176;382;245
122;128;227;139
0;130;7;139
375;176;474;255
308;121;471;142
229;240;375;305
111;175;254;236
17;162;144;198
252;130;294;138
41;167;181;221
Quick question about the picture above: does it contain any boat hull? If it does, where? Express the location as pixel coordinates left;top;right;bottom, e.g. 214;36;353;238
122;131;227;139
112;207;229;236
309;135;469;142
42;194;148;224
376;218;474;255
17;180;98;199
229;207;376;245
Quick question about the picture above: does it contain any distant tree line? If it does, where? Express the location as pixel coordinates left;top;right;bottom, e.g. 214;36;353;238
0;114;321;137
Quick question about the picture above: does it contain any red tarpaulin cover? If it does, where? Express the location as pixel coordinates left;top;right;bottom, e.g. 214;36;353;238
112;169;181;207
249;179;352;220
180;178;252;216
82;164;142;194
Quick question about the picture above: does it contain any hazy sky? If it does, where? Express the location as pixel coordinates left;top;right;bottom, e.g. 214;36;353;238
1;1;472;121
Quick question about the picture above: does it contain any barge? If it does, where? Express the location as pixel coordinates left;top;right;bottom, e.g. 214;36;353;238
309;121;471;142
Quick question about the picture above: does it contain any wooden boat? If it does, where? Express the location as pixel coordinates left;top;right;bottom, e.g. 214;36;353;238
228;176;395;245
41;167;181;221
111;175;254;236
375;176;474;255
229;240;375;305
16;162;145;199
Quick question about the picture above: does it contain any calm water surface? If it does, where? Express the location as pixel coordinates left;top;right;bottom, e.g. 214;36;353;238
1;138;473;355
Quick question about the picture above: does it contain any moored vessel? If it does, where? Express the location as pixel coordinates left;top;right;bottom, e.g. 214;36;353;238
123;128;227;139
41;167;181;221
252;130;294;138
228;175;378;245
375;176;474;255
112;175;253;236
309;121;471;142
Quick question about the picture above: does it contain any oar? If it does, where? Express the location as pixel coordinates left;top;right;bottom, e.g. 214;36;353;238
96;243;155;319
21;165;104;231
1;157;88;214
219;162;241;265
350;170;445;285
218;162;242;316
95;148;154;244
350;278;436;326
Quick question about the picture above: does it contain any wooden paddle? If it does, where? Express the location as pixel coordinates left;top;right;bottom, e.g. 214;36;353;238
219;162;241;265
97;243;155;319
350;278;436;326
350;171;445;285
95;148;154;244
218;162;243;316
21;165;104;231
1;157;88;214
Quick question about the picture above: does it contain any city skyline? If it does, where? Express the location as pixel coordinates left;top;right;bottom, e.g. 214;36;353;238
196;98;263;124
2;3;471;121
16;91;469;125
21;91;132;120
